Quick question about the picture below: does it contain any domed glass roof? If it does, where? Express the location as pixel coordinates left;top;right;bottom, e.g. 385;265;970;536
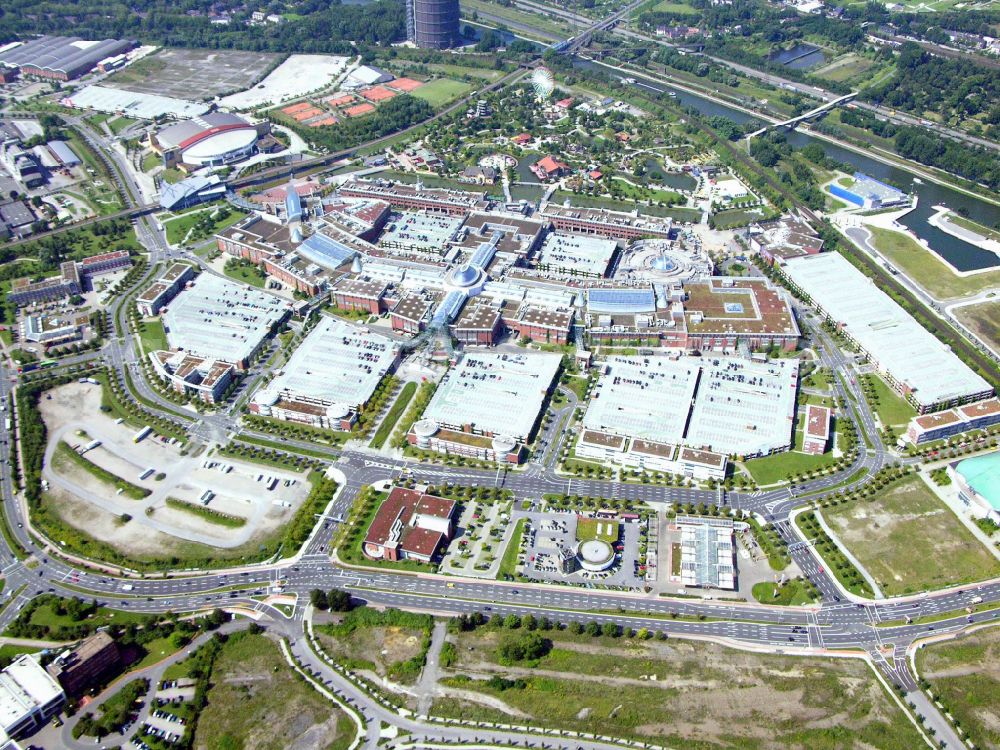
448;264;479;287
651;255;677;272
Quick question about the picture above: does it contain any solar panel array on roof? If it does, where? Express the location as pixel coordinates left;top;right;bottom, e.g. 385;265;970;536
298;233;356;269
587;288;656;313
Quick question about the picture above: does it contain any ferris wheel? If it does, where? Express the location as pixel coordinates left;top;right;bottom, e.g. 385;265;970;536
530;67;555;101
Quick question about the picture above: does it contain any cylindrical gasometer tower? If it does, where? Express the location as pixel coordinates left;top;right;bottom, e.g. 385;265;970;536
409;0;460;49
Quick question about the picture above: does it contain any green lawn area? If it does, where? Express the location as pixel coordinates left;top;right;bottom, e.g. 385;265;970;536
916;624;1000;750
195;633;353;750
562;375;590;400
437;628;926;749
575;517;619;543
824;476;1000;596
752;578;818;606
107;115;139;135
743;414;839;485
137;317;169;354
497;518;525;580
141;152;161;172
370;382;417;449
947;212;1000;243
954;300;1000;356
426;63;505;81
223;258;267;288
647;0;699;13
864;373;916;431
866;225;1000;299
410;78;474;108
163;205;246;246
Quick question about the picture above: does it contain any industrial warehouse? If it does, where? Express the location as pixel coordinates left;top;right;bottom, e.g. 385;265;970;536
251;317;400;430
0;35;134;81
781;251;992;412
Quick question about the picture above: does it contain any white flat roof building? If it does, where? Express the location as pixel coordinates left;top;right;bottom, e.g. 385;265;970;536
255;316;398;414
420;351;562;441
537;233;617;278
782;252;992;411
582;354;798;457
582;356;699;444
0;655;64;739
378;212;464;255
685;357;799;456
162;273;289;366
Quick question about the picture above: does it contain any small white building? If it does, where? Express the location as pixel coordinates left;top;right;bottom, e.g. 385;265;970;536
0;655;65;738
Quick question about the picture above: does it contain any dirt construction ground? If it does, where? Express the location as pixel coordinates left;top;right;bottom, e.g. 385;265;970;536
39;382;310;556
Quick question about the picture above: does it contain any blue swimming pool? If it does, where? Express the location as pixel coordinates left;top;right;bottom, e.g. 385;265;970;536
955;452;1000;511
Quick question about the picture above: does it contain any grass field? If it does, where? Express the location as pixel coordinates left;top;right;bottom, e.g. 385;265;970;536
223;257;267;288
813;54;876;84
954;300;1000;357
195;633;351;750
410;78;474;107
163;206;246;246
497;518;525;580
752;579;818;606
866;225;1000;299
137;317;169;354
947;213;1000;243
824;476;1000;596
437;628;925;749
575;518;619;543
743;414;839;486
370;382;417;449
916;624;1000;750
864;373;917;431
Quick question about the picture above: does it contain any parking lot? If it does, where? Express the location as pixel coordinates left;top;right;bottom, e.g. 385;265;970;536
105;48;281;100
514;509;647;589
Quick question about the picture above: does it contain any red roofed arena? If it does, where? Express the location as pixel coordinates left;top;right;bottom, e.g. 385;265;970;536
149;112;268;170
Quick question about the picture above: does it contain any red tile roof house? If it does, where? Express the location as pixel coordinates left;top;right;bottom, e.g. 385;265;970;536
363;487;456;562
531;155;570;181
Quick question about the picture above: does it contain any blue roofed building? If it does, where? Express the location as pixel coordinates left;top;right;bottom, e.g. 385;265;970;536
46;140;80;166
828;172;909;210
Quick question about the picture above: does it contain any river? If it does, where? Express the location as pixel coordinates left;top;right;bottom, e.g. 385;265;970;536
576;58;1000;272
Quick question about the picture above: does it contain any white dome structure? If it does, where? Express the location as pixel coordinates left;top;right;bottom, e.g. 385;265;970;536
325;402;351;422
